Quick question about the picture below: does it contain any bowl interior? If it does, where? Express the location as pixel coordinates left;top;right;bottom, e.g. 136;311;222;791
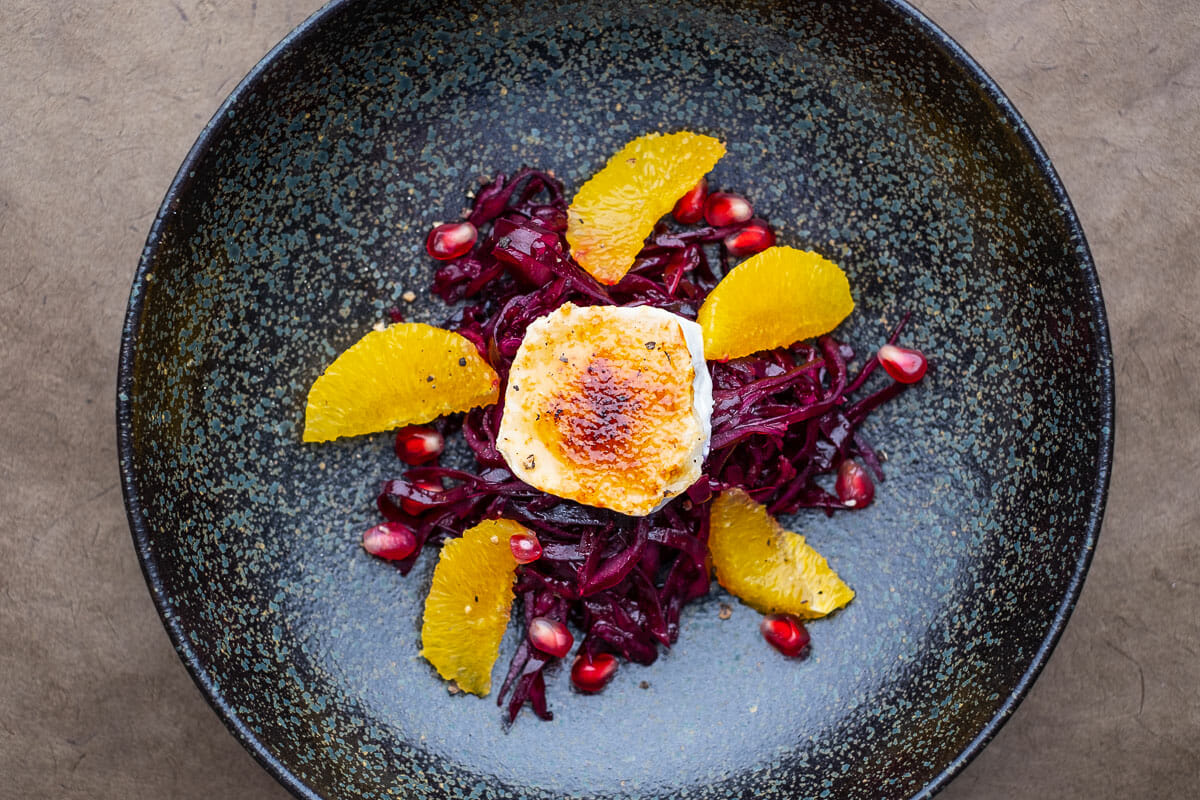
120;1;1111;798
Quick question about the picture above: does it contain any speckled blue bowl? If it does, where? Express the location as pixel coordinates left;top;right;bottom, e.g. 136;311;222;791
118;1;1113;798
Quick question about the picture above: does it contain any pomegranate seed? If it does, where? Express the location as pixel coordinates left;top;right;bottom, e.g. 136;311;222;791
723;218;776;257
394;426;444;465
760;613;811;658
835;459;875;508
509;530;543;564
425;221;477;260
704;192;753;226
877;343;928;383
400;478;443;516
528;616;573;658
672;178;708;224
571;652;618;693
362;522;418;561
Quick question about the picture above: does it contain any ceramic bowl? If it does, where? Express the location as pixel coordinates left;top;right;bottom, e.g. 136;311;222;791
118;1;1113;798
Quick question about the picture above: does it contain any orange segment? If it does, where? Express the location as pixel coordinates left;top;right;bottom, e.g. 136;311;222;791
567;131;725;285
708;488;854;618
697;246;854;361
303;323;499;443
420;518;526;696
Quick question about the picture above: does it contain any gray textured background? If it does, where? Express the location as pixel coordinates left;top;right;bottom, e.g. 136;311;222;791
1;1;1196;798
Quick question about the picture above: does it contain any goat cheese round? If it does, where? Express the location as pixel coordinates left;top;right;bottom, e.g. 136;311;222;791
497;303;712;516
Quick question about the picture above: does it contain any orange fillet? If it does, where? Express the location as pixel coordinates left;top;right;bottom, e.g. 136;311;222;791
567;131;725;285
420;518;527;696
697;246;854;361
708;488;854;618
303;323;498;443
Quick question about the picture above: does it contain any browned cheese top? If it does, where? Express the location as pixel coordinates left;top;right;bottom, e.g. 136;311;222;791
497;303;709;516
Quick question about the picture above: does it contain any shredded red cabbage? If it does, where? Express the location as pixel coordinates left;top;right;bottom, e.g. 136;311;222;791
377;168;921;723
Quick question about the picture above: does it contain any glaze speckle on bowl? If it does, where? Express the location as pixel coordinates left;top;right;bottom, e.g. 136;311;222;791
118;1;1112;798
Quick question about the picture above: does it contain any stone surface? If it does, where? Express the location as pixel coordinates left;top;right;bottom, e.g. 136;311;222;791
0;1;1196;798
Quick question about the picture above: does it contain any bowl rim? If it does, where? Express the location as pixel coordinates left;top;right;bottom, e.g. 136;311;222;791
116;1;1115;798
